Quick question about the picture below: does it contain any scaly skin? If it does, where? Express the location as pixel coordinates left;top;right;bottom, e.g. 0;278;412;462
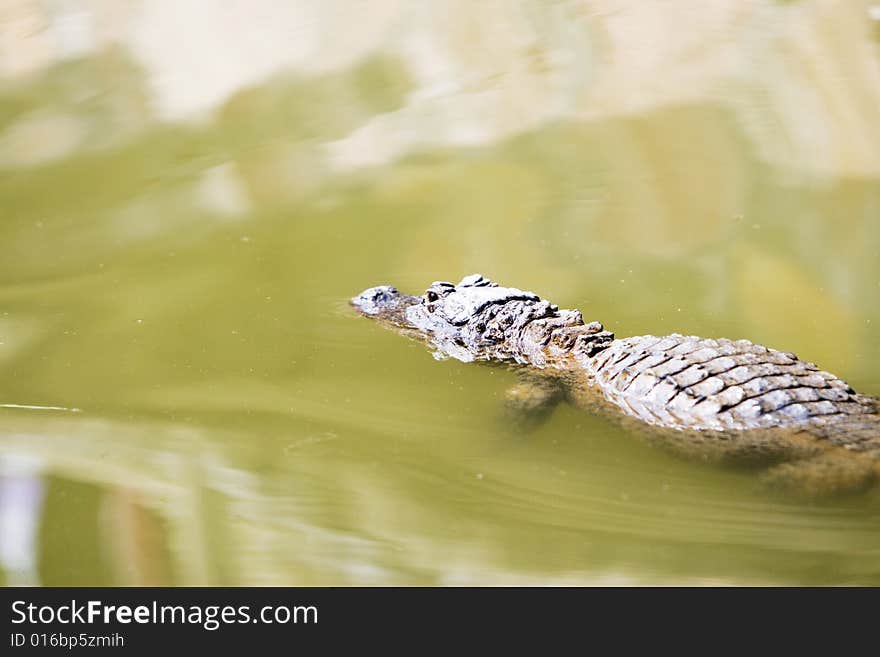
352;274;880;495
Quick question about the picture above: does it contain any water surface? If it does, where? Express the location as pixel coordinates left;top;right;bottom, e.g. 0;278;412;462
1;1;880;585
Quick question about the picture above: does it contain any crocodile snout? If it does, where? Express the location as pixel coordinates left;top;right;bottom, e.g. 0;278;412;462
351;285;403;315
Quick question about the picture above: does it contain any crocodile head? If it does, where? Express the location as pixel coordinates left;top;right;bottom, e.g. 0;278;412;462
352;274;612;363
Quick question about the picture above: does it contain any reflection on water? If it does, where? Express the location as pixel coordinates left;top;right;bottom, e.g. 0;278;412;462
1;1;879;585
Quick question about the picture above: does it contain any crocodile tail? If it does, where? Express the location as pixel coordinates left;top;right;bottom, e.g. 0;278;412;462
804;410;880;455
761;412;880;495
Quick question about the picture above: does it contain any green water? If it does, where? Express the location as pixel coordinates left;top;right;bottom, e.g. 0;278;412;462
1;1;880;585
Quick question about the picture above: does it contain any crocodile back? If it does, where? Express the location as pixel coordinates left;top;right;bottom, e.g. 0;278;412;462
587;334;875;434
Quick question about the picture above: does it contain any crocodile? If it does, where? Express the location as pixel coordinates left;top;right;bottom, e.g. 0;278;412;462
352;274;880;495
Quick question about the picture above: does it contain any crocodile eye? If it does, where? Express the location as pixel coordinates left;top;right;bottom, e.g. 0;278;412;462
426;290;439;302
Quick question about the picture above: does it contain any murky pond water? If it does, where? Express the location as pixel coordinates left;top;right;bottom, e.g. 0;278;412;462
1;1;880;585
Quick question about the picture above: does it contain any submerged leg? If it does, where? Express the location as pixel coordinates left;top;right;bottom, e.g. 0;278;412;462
759;449;880;497
501;373;565;433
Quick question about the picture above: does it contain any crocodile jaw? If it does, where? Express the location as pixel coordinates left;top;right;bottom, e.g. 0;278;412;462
351;286;420;327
